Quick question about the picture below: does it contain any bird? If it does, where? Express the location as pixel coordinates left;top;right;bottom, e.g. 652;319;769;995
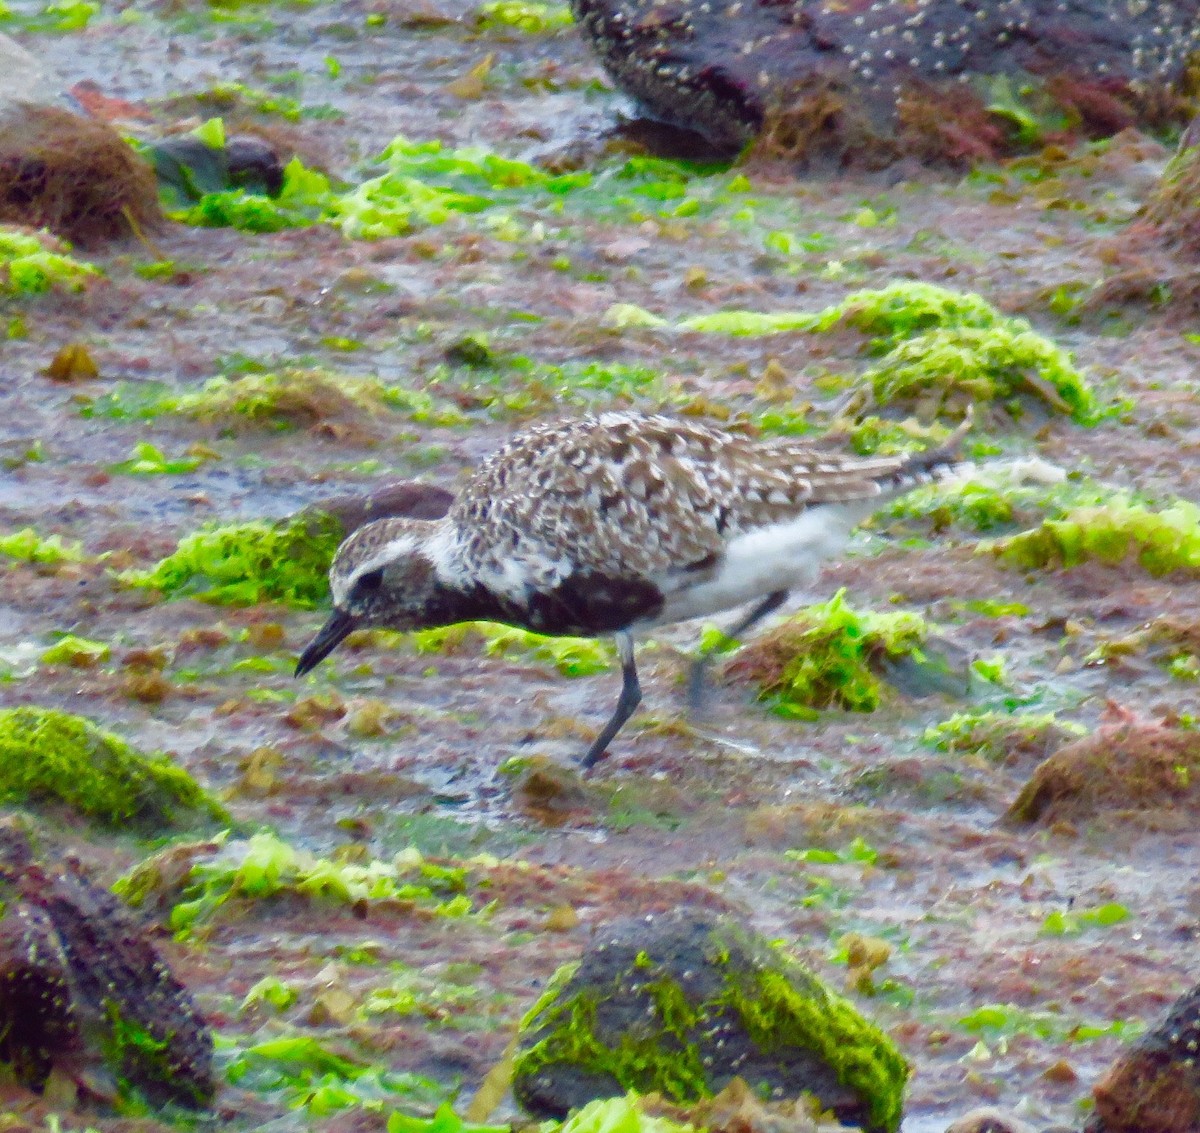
295;410;971;769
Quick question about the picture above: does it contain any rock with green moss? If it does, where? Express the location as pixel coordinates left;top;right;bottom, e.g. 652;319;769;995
512;909;908;1133
0;707;225;828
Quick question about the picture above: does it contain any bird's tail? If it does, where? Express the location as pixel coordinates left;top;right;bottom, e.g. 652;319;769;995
874;408;975;496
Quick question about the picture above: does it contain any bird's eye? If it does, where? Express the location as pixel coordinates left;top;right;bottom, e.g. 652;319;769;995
357;568;384;593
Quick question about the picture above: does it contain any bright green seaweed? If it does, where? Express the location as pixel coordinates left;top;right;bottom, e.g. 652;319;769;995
987;497;1200;576
122;513;343;607
0;226;98;295
731;590;930;716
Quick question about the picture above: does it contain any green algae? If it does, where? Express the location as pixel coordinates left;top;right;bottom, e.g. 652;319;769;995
176;156;334;232
621;282;1096;422
878;463;1115;535
109;440;206;476
0;527;85;564
954;1002;1143;1045
411;622;612;677
727;590;929;716
552;1094;696;1133
678;310;819;336
40;634;110;666
865;323;1088;419
390;1102;509;1133
0;706;224;827
122;513;342;608
514;918;907;1133
121;833;478;935
475;0;572;32
987;497;1200;576
0;226;98;295
226;1033;452;1121
727;964;905;1132
82;369;466;429
0;0;98;33
811;281;1002;339
923;710;1085;762
175;370;388;425
335;136;589;239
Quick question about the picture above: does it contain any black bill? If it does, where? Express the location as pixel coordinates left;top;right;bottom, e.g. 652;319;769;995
295;609;358;676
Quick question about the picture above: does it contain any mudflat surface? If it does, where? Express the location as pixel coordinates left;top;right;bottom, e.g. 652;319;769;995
3;4;1200;1131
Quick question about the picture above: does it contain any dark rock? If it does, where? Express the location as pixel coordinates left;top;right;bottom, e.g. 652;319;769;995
512;908;908;1133
944;1108;1040;1133
0;904;79;1089
569;0;1200;164
1086;980;1200;1133
148;133;286;205
0;827;214;1109
225;136;285;197
310;480;455;537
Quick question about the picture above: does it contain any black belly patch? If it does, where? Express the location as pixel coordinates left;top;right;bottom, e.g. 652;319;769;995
521;572;665;636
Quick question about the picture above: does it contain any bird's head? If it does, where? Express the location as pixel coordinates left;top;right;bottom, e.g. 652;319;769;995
295;517;446;676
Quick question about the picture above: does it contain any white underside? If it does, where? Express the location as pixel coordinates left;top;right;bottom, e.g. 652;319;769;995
643;504;874;628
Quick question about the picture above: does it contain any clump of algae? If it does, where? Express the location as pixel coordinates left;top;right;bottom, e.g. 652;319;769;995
987;497;1200;576
411;622;612;677
0;706;224;827
824;283;1094;422
671;281;1096;423
0;225;98;296
174;370;393;429
176;154;334;234
0;527;86;564
475;0;573;33
924;710;1085;764
865;323;1089;420
89;369;466;429
877;460;1108;535
115;832;476;934
122;513;342;608
334;135;589;239
725;590;929;715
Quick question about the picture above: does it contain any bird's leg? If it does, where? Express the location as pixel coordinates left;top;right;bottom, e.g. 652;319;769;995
580;631;641;771
687;589;789;715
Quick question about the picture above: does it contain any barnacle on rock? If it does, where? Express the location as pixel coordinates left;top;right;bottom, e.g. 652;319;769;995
569;0;1200;162
0;826;214;1108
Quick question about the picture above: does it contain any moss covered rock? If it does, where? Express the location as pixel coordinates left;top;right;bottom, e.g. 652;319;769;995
512;909;908;1133
0;707;224;828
